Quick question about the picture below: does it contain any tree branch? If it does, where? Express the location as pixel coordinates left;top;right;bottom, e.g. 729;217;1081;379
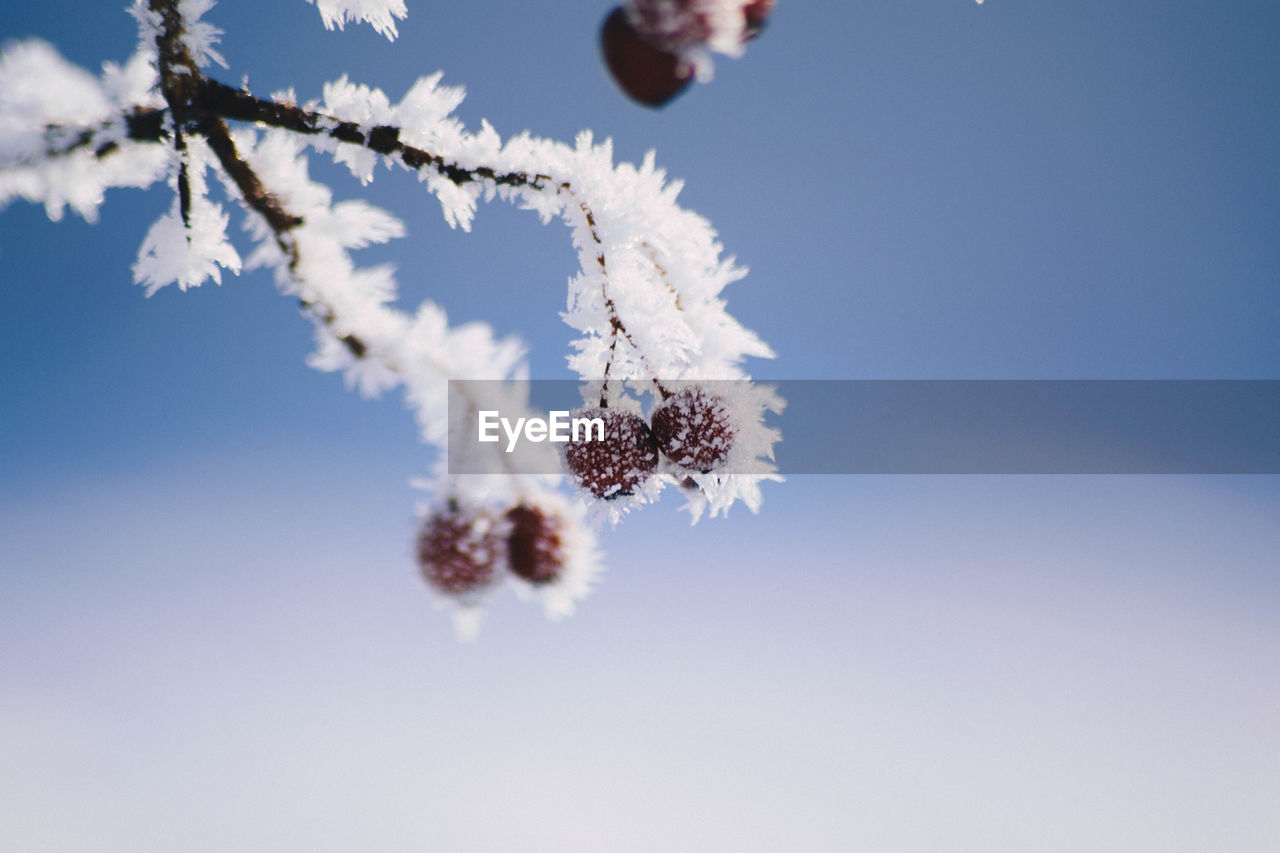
1;107;169;170
136;0;675;380
189;78;553;193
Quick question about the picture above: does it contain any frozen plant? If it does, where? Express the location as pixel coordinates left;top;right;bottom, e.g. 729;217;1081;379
600;0;776;106
0;0;782;637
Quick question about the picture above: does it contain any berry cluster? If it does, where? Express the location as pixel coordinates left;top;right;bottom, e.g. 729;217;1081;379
563;386;736;500
417;500;569;598
601;0;776;106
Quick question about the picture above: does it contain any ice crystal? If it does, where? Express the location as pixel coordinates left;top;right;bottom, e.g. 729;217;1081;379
305;0;408;41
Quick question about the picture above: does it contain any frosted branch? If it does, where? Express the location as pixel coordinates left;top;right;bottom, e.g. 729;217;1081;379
0;0;782;632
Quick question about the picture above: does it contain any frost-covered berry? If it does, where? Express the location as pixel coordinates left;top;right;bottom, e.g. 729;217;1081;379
600;7;693;108
563;407;659;499
416;503;502;597
650;386;735;473
627;0;766;49
742;0;775;40
505;504;566;585
628;0;716;49
601;1;775;106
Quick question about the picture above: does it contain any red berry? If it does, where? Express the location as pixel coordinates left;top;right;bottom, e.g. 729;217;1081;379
650;386;735;473
742;0;775;40
505;504;566;585
600;7;693;107
416;503;502;597
563;407;659;499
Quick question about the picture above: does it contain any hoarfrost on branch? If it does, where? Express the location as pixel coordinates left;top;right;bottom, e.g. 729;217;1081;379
0;0;782;635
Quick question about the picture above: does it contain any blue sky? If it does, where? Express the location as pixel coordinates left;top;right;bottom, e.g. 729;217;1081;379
2;2;1278;849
